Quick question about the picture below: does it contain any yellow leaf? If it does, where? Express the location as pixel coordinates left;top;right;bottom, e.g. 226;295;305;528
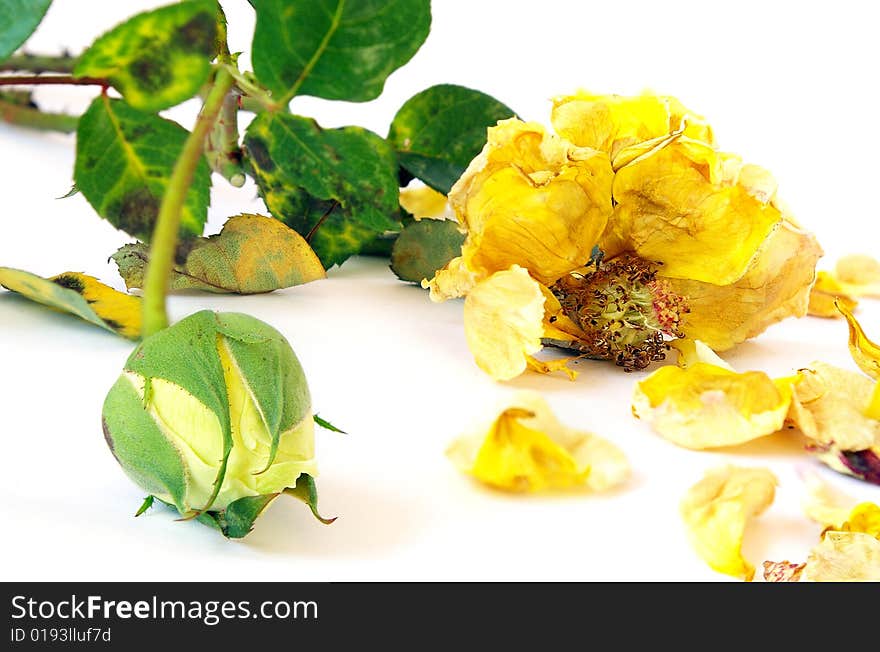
0;267;141;339
112;214;326;294
680;465;777;581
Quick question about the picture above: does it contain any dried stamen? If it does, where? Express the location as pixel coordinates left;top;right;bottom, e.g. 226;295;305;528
548;254;689;371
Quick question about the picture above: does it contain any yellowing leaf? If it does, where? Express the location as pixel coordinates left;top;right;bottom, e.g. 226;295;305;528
446;392;629;493
680;465;777;581
0;268;141;339
632;363;792;450
112;214;326;294
835;300;880;380
808;271;858;318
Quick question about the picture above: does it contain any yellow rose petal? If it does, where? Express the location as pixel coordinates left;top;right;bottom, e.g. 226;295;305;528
836;300;880;380
843;503;880;538
668;219;822;351
787;362;880;452
681;465;777;581
448;118;613;286
612;137;785;286
425;255;479;302
632;363;792;450
808;271;858;318
668;338;734;371
399;184;449;220
803;531;880;581
463;266;546;381
526;355;580;380
835;254;880;297
446;391;629;493
800;469;859;530
550;91;714;159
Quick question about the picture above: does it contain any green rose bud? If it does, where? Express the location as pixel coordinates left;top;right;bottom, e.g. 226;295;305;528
102;310;332;538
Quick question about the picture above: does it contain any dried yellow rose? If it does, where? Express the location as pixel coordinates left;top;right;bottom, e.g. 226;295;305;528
446;392;629;493
425;92;821;379
681;465;777;581
632;363;794;449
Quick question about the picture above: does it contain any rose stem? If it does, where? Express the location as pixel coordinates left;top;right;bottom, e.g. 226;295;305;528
141;66;234;337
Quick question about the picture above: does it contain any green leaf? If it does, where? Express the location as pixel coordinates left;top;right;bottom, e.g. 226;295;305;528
75;96;211;242
388;84;517;193
249;0;430;103
314;414;347;434
244;112;401;268
0;1;52;61
134;495;155;517
284;474;336;524
0;267;141;339
73;0;217;112
212;493;279;539
390;219;466;284
102;376;188;513
111;214;326;294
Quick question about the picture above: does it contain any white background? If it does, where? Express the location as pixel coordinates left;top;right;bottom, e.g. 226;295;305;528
2;0;880;581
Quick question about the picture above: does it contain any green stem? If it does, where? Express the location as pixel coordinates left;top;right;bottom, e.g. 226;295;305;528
0;95;78;132
141;67;235;337
222;64;278;111
205;88;245;187
0;74;105;87
0;52;78;74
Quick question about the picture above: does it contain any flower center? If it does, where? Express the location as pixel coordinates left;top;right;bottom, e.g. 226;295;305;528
549;253;689;371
